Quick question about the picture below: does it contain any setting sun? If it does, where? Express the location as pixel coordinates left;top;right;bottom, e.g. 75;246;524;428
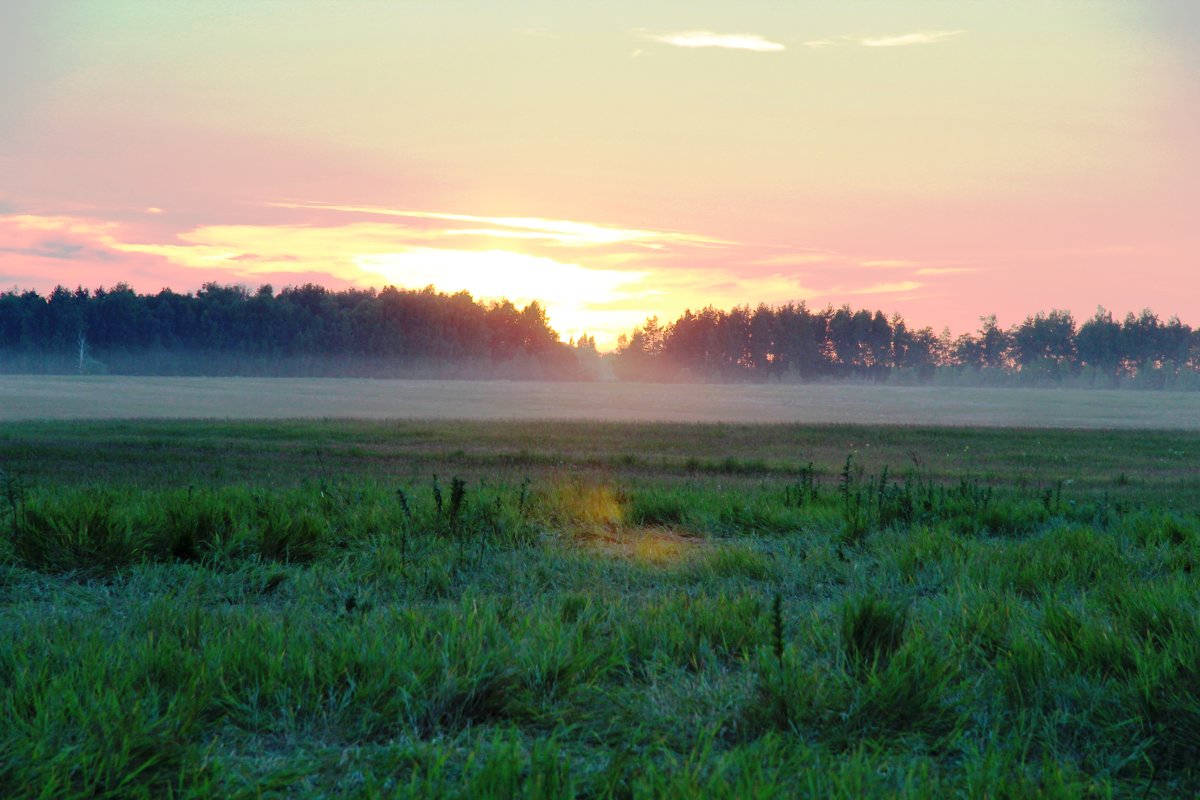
3;1;1195;338
357;248;649;346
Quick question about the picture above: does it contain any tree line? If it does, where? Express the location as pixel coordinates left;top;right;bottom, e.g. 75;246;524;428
0;283;599;379
614;304;1200;389
2;283;1197;387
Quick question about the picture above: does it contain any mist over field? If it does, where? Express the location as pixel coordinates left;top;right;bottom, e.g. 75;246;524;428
2;376;1198;429
4;286;1198;388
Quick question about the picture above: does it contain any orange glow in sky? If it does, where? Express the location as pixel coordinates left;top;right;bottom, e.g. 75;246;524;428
2;1;1197;347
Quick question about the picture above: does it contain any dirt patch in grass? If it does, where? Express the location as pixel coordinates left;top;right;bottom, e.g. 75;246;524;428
586;526;707;564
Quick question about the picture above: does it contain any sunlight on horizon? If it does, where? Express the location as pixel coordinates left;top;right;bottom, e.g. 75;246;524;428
2;2;1196;332
356;248;650;347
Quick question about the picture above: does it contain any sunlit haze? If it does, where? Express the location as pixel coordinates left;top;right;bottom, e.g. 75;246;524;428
3;1;1197;348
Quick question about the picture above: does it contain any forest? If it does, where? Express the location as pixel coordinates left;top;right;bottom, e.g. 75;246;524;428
0;283;596;379
1;283;1198;387
613;304;1200;388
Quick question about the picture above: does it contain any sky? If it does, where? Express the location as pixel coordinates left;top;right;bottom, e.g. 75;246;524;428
2;0;1197;349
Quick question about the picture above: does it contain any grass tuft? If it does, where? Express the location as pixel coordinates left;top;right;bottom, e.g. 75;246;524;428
840;594;909;676
8;491;143;575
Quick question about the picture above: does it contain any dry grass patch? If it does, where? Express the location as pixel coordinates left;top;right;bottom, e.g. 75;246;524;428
587;526;706;565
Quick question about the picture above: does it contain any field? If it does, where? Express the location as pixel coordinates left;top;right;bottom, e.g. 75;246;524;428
3;376;1200;428
2;417;1200;797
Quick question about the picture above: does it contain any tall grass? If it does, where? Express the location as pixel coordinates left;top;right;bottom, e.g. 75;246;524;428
1;422;1198;797
0;476;540;575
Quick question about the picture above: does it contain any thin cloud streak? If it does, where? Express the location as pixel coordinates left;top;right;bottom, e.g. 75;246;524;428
639;30;785;52
752;251;839;266
858;30;964;48
269;201;734;248
755;253;933;271
916;267;979;276
839;281;923;296
0;212;790;348
859;259;920;269
0;210;1006;348
805;31;965;49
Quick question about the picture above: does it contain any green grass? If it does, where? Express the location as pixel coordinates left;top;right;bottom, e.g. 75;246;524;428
1;419;1199;797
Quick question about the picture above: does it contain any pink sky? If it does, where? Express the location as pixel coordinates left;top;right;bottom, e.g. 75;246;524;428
2;1;1197;348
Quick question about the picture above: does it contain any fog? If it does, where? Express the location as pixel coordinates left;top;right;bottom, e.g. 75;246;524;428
2;376;1198;429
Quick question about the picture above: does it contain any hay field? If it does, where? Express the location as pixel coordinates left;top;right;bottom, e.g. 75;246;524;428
2;375;1198;428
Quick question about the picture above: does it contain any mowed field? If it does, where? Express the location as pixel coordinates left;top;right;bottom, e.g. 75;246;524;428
2;417;1200;797
3;375;1200;428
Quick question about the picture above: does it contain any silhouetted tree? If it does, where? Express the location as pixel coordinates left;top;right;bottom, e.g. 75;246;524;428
1076;307;1123;380
0;282;582;378
2;283;1195;387
1011;310;1076;376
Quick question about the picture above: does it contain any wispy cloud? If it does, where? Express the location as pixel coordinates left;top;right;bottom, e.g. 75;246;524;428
752;250;840;266
803;279;925;297
857;30;964;48
0;241;115;262
0;209;981;348
269;201;733;248
859;259;920;269
5;214;117;236
639;30;785;52
757;253;939;273
842;281;923;295
915;267;979;276
805;30;964;49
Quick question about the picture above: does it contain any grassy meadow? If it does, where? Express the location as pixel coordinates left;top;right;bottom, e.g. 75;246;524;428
2;419;1199;797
